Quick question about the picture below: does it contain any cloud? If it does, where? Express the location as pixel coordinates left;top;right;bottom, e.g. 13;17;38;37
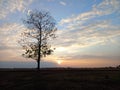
0;23;29;61
47;0;54;2
0;23;27;50
60;1;66;6
59;11;95;25
0;50;21;61
93;0;120;15
59;0;120;25
0;0;119;66
63;54;120;61
0;61;58;68
52;0;120;61
55;20;120;49
57;0;120;49
0;0;33;19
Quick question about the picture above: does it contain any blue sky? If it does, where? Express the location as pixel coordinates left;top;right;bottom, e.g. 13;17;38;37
0;0;120;68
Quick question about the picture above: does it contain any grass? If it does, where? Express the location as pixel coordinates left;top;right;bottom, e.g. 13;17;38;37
0;68;120;90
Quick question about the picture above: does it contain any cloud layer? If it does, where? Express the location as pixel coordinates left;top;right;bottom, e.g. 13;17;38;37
51;0;120;61
0;23;26;50
0;0;33;19
0;0;120;67
60;1;66;6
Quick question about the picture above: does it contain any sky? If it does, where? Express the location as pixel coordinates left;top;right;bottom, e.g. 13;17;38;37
0;0;120;68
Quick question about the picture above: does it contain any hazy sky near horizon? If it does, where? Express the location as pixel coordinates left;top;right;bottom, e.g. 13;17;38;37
0;0;120;68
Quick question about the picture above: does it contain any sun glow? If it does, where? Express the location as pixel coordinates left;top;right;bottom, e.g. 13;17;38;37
57;60;62;65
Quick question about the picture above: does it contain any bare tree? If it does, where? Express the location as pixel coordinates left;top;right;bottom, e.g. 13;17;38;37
20;10;57;70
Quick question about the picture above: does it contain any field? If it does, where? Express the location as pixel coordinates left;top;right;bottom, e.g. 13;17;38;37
0;68;120;90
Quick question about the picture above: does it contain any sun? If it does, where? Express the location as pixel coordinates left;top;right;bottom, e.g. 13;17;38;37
57;60;62;65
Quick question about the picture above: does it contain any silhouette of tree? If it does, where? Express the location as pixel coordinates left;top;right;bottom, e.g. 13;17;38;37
20;10;57;70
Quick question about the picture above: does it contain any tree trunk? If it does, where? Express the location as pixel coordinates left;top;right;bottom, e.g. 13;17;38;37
37;59;40;70
37;43;40;70
37;27;42;70
37;54;40;70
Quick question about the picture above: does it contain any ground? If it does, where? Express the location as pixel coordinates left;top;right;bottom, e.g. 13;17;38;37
0;68;120;90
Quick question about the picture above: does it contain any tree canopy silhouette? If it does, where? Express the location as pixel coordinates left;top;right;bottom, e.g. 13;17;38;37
20;10;57;69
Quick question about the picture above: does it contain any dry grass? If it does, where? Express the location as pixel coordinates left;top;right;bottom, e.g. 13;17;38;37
0;68;120;90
